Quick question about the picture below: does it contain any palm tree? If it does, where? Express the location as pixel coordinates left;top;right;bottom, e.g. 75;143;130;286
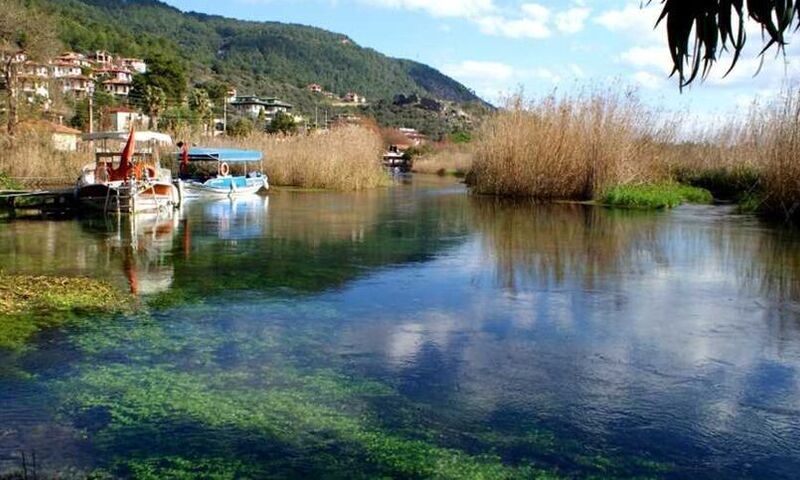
142;85;166;130
189;88;213;134
654;1;800;88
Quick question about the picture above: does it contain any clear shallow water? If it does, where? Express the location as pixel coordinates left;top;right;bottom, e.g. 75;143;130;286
1;177;800;478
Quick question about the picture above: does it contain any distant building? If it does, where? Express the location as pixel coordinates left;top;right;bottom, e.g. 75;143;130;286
97;67;134;96
399;127;427;146
307;83;323;93
19;62;50;100
342;92;367;104
230;96;293;123
19;120;82;152
120;58;147;74
51;61;83;78
108;107;150;131
90;50;114;66
60;76;94;98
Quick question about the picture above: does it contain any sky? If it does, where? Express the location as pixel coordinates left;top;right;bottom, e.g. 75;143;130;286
162;0;800;125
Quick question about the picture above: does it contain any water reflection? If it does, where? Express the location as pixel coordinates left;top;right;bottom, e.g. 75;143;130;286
1;180;800;478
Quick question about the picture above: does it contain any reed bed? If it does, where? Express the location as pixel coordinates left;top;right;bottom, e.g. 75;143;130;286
202;125;389;191
0;132;91;187
753;90;800;221
470;91;675;200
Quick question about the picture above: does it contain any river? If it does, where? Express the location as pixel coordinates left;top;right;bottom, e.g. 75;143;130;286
1;176;799;479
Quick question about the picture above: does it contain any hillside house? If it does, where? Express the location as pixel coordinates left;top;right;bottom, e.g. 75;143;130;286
20;63;50;99
56;52;91;68
90;50;114;66
60;76;94;98
230;96;293;123
307;83;323;93
342;92;367;104
97;67;134;96
120;58;147;74
51;62;83;78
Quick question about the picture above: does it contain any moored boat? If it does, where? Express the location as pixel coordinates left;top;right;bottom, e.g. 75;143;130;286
76;130;179;214
176;146;269;197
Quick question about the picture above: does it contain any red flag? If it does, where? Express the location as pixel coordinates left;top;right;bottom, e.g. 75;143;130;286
110;127;135;181
180;142;189;177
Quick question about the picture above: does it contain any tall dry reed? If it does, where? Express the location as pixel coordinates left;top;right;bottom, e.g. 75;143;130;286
753;90;800;220
470;91;675;199
0;132;91;187
202;125;388;190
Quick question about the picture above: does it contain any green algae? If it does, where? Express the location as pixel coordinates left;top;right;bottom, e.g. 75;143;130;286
0;274;132;352
57;364;560;479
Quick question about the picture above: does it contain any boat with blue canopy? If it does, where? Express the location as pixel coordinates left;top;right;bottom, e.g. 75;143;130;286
175;146;269;197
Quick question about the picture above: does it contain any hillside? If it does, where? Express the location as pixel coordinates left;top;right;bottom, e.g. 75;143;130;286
34;0;487;136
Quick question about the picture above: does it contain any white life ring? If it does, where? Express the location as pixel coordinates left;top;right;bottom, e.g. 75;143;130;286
220;162;230;177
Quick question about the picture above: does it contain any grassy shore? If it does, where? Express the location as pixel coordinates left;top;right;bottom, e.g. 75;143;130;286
602;183;712;209
199;125;390;191
0;273;132;351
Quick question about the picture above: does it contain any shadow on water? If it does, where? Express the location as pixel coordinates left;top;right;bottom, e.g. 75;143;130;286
1;179;800;478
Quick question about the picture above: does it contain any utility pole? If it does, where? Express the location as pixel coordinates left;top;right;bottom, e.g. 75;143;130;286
88;93;94;134
223;99;227;136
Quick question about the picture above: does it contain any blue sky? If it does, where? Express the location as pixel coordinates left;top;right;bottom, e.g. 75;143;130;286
163;0;800;125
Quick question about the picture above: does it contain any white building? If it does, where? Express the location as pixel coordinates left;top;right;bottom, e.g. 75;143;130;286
108;107;150;131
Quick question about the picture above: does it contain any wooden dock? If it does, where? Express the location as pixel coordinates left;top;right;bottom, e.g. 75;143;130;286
0;188;77;215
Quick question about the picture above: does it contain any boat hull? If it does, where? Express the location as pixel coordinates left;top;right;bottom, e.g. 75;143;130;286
77;182;179;214
179;176;269;198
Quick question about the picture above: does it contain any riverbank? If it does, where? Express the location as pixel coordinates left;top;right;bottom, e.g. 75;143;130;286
0;273;132;351
465;89;800;221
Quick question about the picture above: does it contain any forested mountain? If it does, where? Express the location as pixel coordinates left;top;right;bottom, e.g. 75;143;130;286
37;0;485;122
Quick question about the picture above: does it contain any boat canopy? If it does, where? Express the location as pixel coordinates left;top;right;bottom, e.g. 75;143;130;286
180;148;263;163
82;131;174;145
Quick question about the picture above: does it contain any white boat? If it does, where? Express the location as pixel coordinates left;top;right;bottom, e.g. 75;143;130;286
176;147;269;198
76;130;180;214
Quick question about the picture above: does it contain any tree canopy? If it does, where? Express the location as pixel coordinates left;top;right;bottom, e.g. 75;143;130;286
655;0;800;87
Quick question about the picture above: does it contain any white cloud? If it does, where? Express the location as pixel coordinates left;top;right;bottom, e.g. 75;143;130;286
442;60;516;81
358;0;586;40
555;7;590;34
632;71;665;90
619;46;672;72
595;3;663;43
442;59;584;103
357;0;495;18
477;15;550;39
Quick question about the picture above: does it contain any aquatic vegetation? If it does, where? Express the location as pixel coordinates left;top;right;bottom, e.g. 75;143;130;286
0;273;132;351
57;364;559;479
601;184;712;209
